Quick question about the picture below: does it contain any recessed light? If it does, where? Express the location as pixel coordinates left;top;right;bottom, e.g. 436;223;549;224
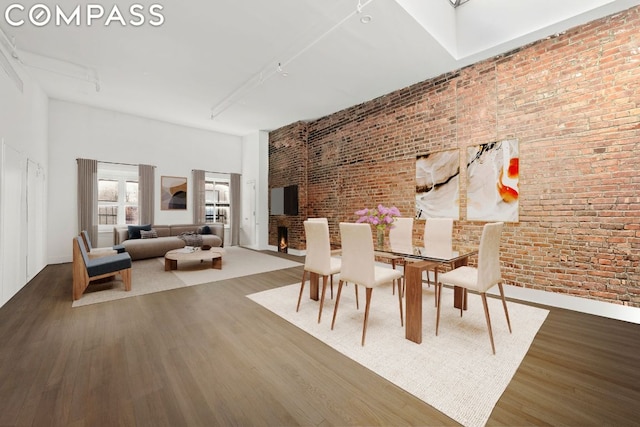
360;15;372;24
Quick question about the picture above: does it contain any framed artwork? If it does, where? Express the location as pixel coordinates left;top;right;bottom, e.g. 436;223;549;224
161;176;187;210
415;149;460;220
466;139;519;222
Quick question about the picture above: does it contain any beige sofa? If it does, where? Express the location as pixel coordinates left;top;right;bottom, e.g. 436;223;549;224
114;223;224;260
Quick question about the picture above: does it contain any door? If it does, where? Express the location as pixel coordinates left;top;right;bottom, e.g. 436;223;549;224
1;142;27;306
240;180;256;247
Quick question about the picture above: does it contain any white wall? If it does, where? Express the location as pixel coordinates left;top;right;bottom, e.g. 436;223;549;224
0;48;49;307
0;63;48;164
48;100;243;264
241;131;269;249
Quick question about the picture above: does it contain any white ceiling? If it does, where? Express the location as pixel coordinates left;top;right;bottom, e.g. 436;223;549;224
1;0;639;136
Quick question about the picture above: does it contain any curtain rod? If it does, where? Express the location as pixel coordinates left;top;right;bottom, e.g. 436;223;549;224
192;169;232;175
78;159;156;168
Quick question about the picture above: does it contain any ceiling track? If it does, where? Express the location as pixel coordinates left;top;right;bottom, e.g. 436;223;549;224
210;0;376;121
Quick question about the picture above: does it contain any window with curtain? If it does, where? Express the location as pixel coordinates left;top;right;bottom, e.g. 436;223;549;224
97;162;138;228
205;178;230;226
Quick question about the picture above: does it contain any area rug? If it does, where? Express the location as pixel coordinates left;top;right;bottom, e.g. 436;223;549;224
73;247;301;307
248;280;549;427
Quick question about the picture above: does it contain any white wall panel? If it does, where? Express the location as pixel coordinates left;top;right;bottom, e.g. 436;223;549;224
1;143;27;306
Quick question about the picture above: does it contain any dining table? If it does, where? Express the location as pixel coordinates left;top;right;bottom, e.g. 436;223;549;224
375;243;478;344
304;242;477;344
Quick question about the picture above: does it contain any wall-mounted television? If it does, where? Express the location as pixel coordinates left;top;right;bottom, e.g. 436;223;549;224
271;185;298;215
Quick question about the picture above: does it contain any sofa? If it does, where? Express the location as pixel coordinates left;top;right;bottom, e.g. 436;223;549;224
114;223;224;260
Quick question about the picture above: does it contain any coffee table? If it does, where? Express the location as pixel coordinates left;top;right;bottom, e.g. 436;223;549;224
164;247;225;271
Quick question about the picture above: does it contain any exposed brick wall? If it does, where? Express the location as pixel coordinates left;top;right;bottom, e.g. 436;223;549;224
269;6;640;307
268;122;307;250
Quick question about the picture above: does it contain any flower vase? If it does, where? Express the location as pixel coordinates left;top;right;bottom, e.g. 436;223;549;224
376;228;384;248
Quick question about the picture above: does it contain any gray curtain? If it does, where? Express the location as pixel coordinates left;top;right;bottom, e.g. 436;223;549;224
230;173;241;246
192;169;206;224
138;164;155;225
77;158;98;245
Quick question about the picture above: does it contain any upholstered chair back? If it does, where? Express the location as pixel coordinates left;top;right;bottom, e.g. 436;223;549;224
339;222;375;287
303;220;333;275
424;218;454;257
389;217;413;252
476;222;504;292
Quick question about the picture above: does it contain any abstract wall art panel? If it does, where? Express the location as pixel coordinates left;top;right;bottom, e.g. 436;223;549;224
466;139;519;222
415;149;460;220
161;176;187;210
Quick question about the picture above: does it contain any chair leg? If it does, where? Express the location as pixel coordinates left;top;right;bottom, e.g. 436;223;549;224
354;284;359;310
318;275;329;323
460;288;466;317
331;281;345;330
296;270;307;312
435;282;443;335
330;274;334;299
433;268;438;307
362;288;373;346
498;283;512;333
391;259;397;295
481;293;496;355
121;268;132;292
396;279;404;327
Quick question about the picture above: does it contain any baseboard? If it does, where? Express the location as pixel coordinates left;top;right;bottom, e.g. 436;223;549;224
488;284;640;325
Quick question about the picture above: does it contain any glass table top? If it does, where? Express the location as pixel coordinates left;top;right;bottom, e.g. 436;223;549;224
375;243;477;263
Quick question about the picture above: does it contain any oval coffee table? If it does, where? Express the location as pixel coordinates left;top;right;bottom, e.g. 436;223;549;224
164;247;225;271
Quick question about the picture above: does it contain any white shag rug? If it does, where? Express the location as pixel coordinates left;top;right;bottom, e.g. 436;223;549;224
248;280;548;427
73;247;301;307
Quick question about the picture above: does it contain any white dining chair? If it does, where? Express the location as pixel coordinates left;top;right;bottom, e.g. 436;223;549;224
297;220;341;323
332;222;404;346
422;217;454;305
435;222;511;354
386;217;415;296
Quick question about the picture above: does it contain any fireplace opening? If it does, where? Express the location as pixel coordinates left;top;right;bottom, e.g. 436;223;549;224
277;227;288;253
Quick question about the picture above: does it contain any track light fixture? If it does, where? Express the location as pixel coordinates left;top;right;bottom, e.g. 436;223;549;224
448;0;471;8
276;62;288;77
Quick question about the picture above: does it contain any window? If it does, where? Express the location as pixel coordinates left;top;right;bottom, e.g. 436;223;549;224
205;178;230;226
98;163;138;227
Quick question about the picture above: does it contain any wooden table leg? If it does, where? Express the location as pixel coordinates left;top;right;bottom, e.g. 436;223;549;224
211;256;222;269
453;287;467;310
309;272;319;301
451;258;469;310
405;260;433;344
165;258;177;271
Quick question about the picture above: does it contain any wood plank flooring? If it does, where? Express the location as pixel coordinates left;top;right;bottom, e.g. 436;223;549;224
0;250;639;426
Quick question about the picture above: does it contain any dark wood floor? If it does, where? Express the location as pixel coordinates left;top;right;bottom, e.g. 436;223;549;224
1;250;639;426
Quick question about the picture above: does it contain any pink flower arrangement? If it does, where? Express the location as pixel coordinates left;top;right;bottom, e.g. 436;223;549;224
355;204;401;231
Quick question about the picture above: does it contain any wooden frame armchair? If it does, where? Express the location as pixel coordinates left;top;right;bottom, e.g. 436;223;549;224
72;236;132;301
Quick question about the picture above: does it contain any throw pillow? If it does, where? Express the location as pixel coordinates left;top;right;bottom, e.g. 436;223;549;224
201;225;212;235
140;229;158;239
128;224;152;240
